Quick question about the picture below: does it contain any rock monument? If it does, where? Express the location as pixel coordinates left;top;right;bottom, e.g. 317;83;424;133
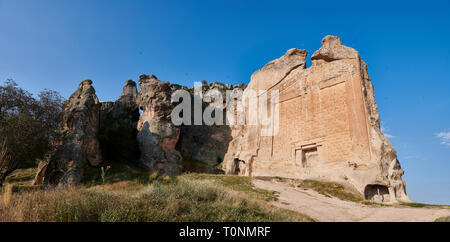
223;36;410;203
35;36;410;203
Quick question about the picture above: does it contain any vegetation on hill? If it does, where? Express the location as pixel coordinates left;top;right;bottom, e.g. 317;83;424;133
257;177;364;202
400;202;450;209
0;166;313;222
0;80;64;186
435;216;450;222
255;177;396;207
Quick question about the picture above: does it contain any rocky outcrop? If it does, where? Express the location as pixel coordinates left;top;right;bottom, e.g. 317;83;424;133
40;80;102;187
311;35;359;61
137;75;182;175
176;82;246;166
99;80;140;164
39;76;244;181
36;36;409;203
136;76;246;173
224;35;410;203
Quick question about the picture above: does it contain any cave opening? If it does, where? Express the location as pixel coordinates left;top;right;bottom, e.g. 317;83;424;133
233;158;245;175
364;184;390;202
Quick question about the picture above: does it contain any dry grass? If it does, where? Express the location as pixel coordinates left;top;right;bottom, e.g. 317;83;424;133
296;179;363;202
0;168;313;222
435;216;450;222
185;173;279;201
400;202;449;209
182;156;225;174
2;184;12;207
256;176;365;203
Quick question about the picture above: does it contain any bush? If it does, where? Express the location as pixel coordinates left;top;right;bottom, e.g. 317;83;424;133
0;80;63;186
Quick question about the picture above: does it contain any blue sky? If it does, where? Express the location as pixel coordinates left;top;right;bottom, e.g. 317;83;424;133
1;0;449;204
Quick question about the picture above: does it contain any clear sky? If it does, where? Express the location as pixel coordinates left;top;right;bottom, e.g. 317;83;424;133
1;0;449;204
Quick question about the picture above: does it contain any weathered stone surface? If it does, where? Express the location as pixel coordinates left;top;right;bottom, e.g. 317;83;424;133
99;80;140;163
40;80;102;187
248;48;308;92
224;36;410;203
36;36;409;202
311;35;359;62
137;75;182;175
176;82;246;166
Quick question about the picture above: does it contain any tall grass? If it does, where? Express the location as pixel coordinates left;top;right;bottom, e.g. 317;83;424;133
0;175;312;222
435;216;450;222
257;177;364;203
2;184;12;207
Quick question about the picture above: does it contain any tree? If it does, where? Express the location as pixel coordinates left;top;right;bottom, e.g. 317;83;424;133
0;80;64;186
0;140;17;187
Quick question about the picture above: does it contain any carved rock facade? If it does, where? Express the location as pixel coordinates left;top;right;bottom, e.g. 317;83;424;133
224;36;410;203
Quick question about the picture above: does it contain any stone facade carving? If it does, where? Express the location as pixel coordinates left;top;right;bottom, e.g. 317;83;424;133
224;36;410;203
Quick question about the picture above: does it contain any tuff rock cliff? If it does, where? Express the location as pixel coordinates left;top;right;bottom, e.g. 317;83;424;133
136;75;183;175
176;82;246;167
35;80;103;187
34;36;409;203
99;80;140;164
223;36;410;203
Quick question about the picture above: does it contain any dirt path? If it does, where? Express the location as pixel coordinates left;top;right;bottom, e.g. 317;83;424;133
253;179;450;222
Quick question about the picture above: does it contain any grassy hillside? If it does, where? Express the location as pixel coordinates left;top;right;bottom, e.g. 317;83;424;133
0;166;313;222
435;216;450;222
255;177;395;207
256;177;364;202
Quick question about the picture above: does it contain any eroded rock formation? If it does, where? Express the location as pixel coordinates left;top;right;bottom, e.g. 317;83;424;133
99;80;140;163
40;80;103;187
137;75;182;175
176;82;246;166
224;36;410;203
135;76;246;173
36;36;409;203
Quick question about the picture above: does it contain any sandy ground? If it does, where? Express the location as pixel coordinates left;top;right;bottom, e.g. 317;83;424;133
252;179;450;222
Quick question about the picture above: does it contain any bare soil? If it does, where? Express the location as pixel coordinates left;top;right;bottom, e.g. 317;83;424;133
252;179;450;222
